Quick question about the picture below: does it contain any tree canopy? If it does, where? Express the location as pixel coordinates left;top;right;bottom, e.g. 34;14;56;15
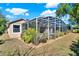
56;3;79;25
0;13;7;35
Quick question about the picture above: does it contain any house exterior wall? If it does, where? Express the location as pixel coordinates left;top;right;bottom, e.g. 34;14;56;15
7;20;26;39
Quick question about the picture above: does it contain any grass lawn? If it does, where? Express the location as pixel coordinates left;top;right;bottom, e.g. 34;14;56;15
0;33;79;56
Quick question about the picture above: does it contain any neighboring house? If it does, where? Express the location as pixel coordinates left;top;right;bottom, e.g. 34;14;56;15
7;19;27;39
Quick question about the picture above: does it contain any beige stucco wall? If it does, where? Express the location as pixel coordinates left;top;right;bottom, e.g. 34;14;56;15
7;20;26;39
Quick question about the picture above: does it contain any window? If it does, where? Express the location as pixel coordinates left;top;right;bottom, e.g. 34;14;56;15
13;25;20;32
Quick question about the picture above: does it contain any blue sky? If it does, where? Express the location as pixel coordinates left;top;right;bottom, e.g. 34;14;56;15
0;3;69;24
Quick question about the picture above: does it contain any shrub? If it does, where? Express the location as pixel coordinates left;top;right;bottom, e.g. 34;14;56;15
73;29;79;33
59;32;64;36
63;32;66;35
0;40;5;44
70;38;79;56
77;30;79;33
72;25;79;33
73;29;77;33
0;14;7;35
21;28;37;43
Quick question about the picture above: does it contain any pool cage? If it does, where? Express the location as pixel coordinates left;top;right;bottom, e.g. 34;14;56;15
29;16;67;45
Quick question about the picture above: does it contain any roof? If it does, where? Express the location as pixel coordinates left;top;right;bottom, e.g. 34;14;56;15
9;19;26;24
30;16;66;25
7;19;27;28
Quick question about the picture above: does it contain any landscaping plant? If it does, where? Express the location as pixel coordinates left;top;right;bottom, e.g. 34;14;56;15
0;14;7;35
70;37;79;56
22;28;37;43
72;25;79;33
0;40;5;44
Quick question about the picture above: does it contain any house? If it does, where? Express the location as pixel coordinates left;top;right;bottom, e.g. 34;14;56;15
7;19;27;39
7;16;67;41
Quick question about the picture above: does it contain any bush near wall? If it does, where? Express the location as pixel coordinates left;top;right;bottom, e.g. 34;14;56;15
72;25;79;33
73;29;79;33
21;28;37;43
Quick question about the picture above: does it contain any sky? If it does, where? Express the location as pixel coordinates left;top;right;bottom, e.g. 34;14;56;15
0;3;69;24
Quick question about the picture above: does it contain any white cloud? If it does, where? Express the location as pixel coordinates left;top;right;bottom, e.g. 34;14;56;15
40;10;56;17
25;13;29;16
5;8;29;15
6;15;14;19
45;3;59;8
0;7;2;9
6;8;10;11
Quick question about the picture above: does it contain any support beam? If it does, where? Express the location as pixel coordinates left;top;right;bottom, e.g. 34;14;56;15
36;18;38;33
48;17;50;40
36;17;38;38
61;22;63;32
27;20;29;29
58;20;60;37
35;17;39;45
54;18;56;39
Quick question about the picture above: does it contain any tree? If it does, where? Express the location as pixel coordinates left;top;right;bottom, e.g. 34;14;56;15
0;14;7;35
56;3;79;25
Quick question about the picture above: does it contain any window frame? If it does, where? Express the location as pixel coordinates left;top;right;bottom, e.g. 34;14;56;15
13;25;20;33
